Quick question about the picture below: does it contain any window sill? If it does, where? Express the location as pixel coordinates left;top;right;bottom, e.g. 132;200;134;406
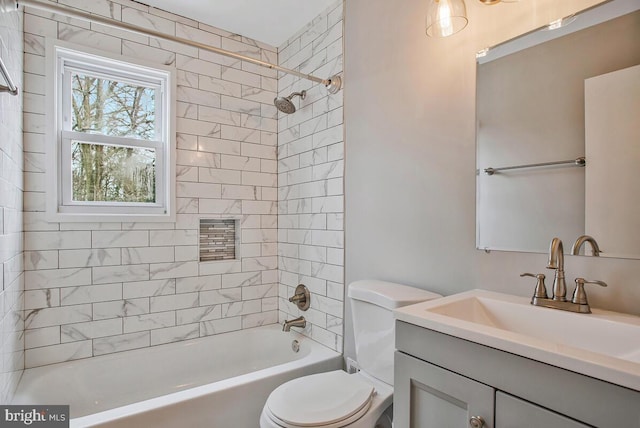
47;211;176;223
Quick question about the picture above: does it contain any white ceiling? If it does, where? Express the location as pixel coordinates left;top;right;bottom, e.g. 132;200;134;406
141;0;337;48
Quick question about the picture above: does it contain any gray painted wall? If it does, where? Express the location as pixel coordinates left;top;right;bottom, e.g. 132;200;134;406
343;0;640;361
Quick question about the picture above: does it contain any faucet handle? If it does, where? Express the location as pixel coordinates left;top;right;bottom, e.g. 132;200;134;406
520;273;548;299
572;278;607;306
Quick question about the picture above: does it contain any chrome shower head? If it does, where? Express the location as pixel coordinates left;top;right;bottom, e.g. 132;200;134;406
274;90;306;114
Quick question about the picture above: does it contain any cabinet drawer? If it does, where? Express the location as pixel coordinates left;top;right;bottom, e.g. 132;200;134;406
496;392;590;428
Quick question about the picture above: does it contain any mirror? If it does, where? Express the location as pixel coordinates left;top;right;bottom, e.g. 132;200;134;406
476;0;640;259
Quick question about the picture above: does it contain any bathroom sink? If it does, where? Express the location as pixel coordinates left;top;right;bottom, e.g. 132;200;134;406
394;289;640;391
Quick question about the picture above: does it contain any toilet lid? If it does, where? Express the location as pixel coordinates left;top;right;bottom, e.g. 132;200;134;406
267;370;375;427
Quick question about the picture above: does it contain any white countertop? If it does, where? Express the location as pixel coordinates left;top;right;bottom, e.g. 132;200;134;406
394;289;640;392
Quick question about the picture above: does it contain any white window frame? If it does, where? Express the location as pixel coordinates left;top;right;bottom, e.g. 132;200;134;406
46;40;176;222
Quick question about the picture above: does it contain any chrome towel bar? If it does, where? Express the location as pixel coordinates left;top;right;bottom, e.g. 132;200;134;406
483;157;586;176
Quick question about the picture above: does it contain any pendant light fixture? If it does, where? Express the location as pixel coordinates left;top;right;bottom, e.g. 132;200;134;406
426;0;519;38
426;0;468;38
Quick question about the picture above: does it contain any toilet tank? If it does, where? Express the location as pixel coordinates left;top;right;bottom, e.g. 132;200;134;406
348;280;441;386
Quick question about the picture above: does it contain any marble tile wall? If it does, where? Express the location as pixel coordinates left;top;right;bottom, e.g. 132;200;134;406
22;0;279;368
0;5;24;403
276;1;344;352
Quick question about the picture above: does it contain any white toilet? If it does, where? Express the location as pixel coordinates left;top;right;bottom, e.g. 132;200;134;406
260;280;442;428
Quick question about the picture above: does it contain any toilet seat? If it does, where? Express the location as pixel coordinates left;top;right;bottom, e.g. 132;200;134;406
266;370;376;427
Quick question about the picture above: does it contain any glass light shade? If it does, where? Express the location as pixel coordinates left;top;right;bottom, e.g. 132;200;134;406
426;0;468;38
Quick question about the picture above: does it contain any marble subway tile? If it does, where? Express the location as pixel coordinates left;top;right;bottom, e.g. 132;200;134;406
149;229;198;247
221;299;261;318
24;231;91;251
175;246;198;262
242;311;278;329
241;142;277;160
121;7;175;36
61;319;122;343
198;199;242;215
197;137;241;156
149;292;198;312
60;283;122;306
221;66;260;87
92;264;150;285
220;154;261;172
24;251;58;271
176;305;221;325
123;279;176;299
93;298;150;320
311;230;343;248
177;149;221;168
24;304;92;329
58;23;121;54
309;324;339;351
175;275;221;293
123;311;175;333
198;105;242;126
198;260;241;276
12;0;344;362
149;261;199;280
92;231;149;248
56;0;121;20
24;289;60;310
59;248;121;268
176;55;222;78
24;326;60;349
198;167;242;185
221;271;261;289
25;268;92;290
176;22;221;48
242;284;277;300
177;88;221;110
25;340;92;368
93;331;150;356
243;201;277;215
326;281;344;301
242;256;277;272
199;288;241;306
200;316;241;337
122;246;175;264
311;262;343;284
150;323;199;346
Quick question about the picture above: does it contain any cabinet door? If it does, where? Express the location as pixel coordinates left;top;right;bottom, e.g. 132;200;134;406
394;351;495;428
496;392;590;428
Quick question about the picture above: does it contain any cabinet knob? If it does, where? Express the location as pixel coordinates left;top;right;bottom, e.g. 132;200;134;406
469;416;485;428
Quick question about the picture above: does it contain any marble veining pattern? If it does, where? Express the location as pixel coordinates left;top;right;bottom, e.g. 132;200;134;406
20;0;344;370
22;0;281;368
277;1;344;353
0;3;24;404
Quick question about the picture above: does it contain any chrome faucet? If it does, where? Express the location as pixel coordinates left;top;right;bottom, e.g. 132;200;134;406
571;235;601;256
546;237;567;301
282;316;306;332
522;237;608;314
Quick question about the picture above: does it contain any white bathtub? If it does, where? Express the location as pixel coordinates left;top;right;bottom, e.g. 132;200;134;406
13;325;342;427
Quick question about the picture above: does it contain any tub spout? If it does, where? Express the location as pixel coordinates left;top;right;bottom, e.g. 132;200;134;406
282;316;306;332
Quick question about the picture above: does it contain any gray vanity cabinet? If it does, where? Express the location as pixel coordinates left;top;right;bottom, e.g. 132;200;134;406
394;352;494;427
394;321;640;428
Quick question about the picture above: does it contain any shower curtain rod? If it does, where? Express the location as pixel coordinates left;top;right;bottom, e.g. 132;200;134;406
0;53;18;95
13;0;342;93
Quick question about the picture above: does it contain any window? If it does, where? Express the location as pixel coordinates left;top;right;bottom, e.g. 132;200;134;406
48;42;175;221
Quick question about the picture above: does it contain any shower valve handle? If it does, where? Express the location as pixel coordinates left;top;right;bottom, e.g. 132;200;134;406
288;284;310;311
